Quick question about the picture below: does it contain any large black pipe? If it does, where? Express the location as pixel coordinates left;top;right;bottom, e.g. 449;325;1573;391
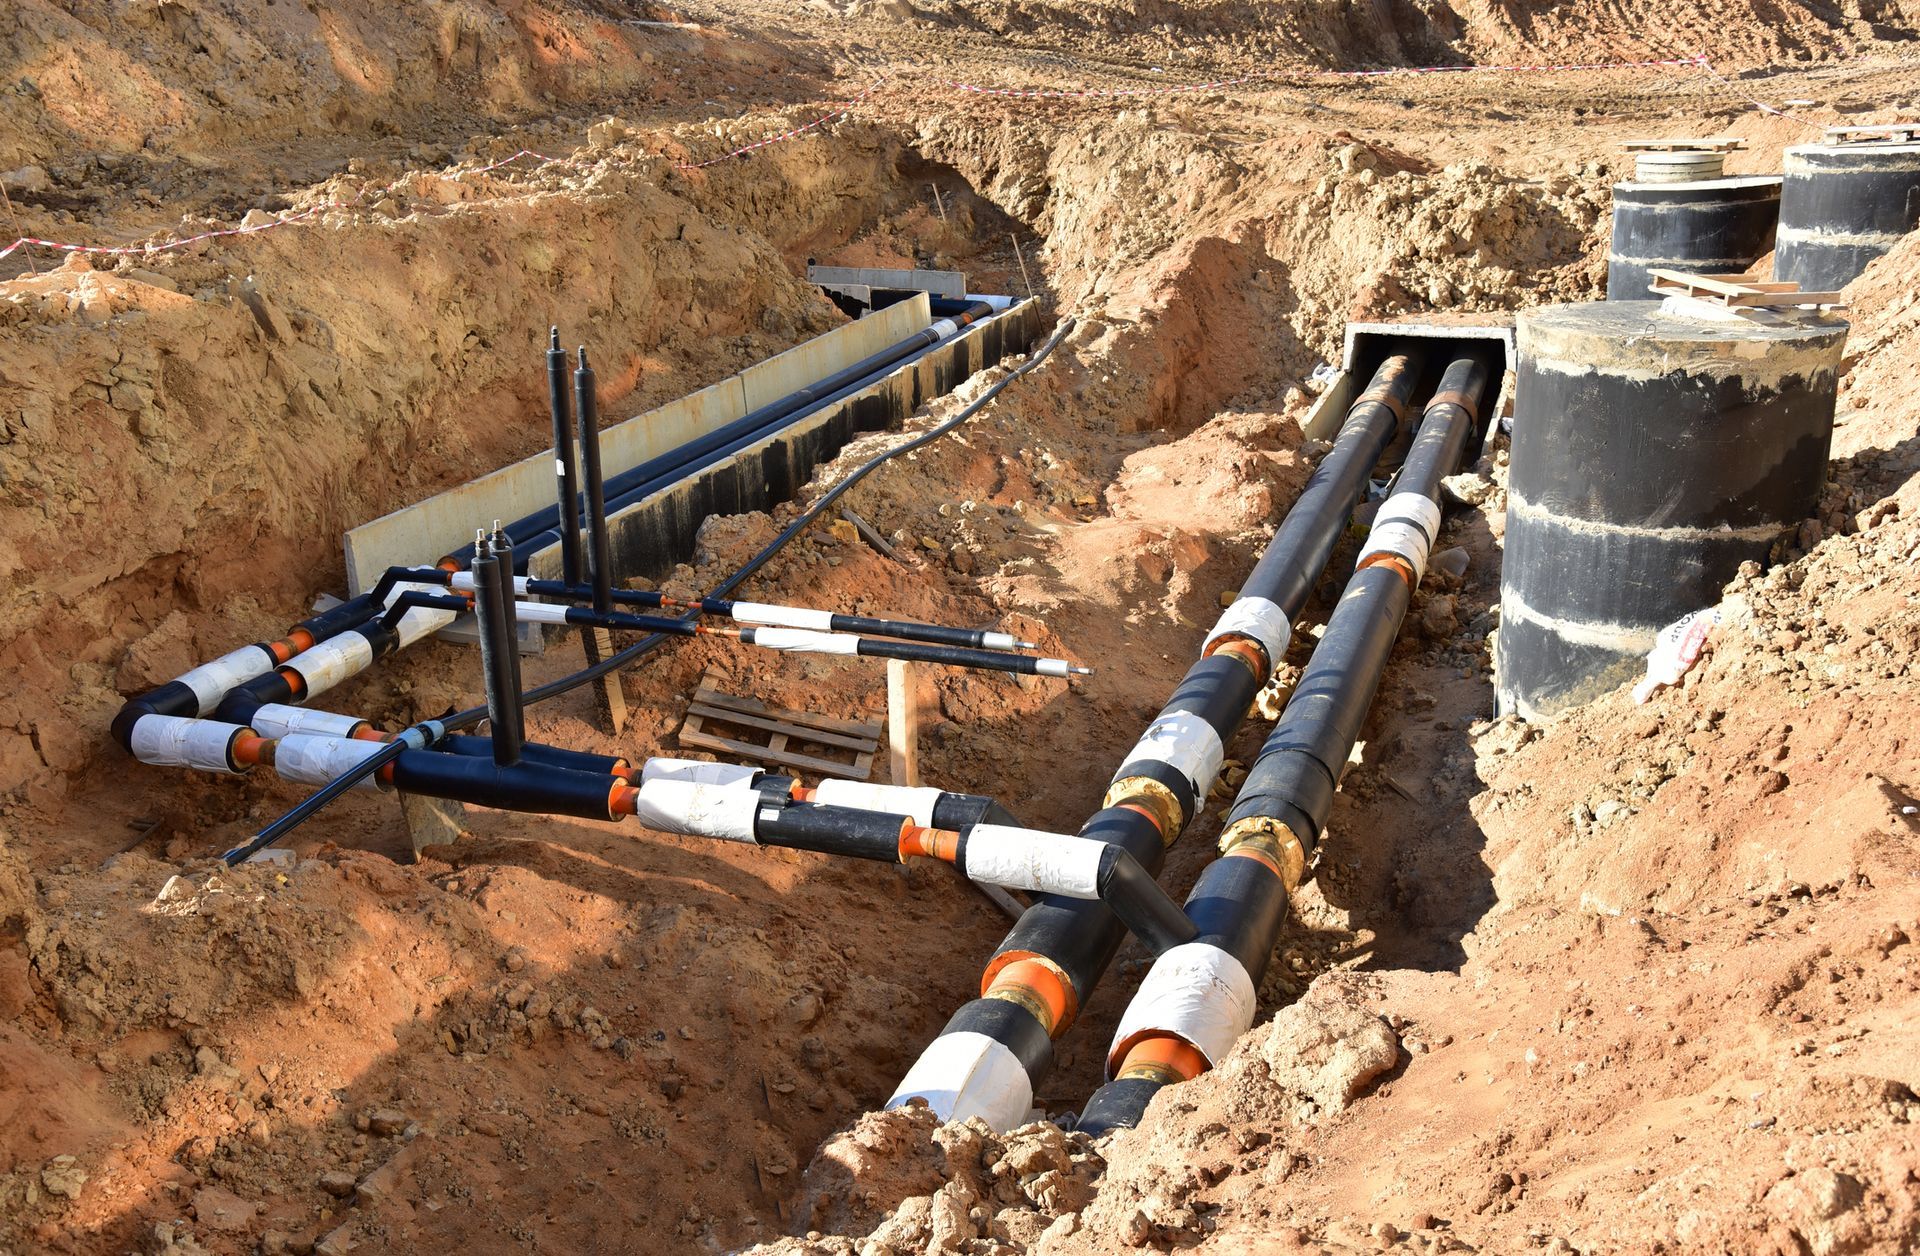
441;736;627;777
1076;351;1489;1136
389;752;618;821
471;538;523;766
548;327;585;588
887;349;1425;1118
574;347;614;614
489;525;527;715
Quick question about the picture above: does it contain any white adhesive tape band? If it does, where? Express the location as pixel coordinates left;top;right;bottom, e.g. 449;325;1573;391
249;704;365;740
640;758;761;788
1114;709;1226;800
812;779;944;826
887;1030;1035;1131
286;633;375;697
962;825;1104;897
750;627;860;655
1203;596;1292;669
1105;941;1258;1078
729;601;835;631
273;734;387;790
630;779;759;842
1375;490;1442;541
386;581;461;649
514;601;573;626
130;715;245;774
177;645;276;715
929;318;960;340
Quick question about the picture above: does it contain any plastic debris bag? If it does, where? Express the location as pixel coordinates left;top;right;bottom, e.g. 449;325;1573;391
1631;606;1722;704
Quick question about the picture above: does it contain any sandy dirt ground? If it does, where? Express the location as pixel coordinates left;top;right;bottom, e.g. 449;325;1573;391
2;2;1919;1254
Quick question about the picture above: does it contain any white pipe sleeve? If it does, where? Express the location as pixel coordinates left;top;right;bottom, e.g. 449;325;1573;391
961;825;1104;898
640;758;762;788
385;581;462;649
812;779;943;826
513;601;574;626
1035;658;1073;677
250;704;366;740
285;632;375;697
629;779;759;842
887;1030;1034;1131
1203;596;1292;670
273;734;388;791
1113;709;1225;800
979;631;1019;651
728;601;835;631
929;317;960;340
450;572;531;595
1358;491;1442;581
129;715;247;774
963;293;1015;310
1105;942;1257;1078
176;645;277;715
748;627;860;656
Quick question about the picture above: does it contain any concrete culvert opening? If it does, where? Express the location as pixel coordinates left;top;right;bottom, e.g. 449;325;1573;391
4;7;1920;1255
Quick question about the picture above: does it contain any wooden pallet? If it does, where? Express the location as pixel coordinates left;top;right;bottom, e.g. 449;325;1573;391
1621;136;1745;152
1646;268;1846;309
678;667;881;779
1824;123;1920;146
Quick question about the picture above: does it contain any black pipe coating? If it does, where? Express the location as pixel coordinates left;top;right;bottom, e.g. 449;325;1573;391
547;327;585;588
1098;847;1199;956
755;802;907;862
490;526;527;730
574;348;614;615
440;736;625;777
388;752;617;821
471;541;522;767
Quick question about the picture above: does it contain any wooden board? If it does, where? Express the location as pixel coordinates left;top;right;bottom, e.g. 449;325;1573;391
1824;123;1920;145
1646;268;1846;309
678;668;881;780
1621;136;1744;152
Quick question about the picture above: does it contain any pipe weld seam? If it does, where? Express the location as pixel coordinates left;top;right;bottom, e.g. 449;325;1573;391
1498;583;1662;653
1506;489;1790;543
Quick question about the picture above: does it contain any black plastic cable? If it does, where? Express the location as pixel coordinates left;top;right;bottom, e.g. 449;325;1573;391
223;315;1074;865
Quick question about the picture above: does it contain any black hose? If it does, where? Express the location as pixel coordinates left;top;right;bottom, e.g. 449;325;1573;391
222;316;1072;864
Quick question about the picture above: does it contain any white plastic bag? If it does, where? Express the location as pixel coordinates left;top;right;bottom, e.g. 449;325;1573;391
1631;607;1722;704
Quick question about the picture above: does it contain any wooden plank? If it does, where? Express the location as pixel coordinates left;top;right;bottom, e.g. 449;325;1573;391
886;658;921;787
690;682;881;738
684;701;876;751
840;506;902;562
1621;136;1743;152
679;728;870;778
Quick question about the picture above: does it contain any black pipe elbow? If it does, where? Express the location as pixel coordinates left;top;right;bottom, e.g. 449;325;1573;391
214;672;295;727
1097;847;1198;956
109;680;201;751
297;594;380;643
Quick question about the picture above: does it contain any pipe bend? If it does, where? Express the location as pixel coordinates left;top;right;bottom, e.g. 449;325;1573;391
1097;846;1198;956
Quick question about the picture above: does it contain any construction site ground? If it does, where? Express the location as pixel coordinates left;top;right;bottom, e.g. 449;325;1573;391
2;2;1918;1253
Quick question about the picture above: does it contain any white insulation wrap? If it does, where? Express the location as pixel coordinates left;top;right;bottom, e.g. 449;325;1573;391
513;601;574;626
1202;596;1292;669
285;632;375;698
929;317;960;340
1105;942;1257;1078
386;582;462;649
450;571;532;595
728;601;834;631
250;704;366;740
274;734;388;790
130;715;246;774
979;631;1019;651
640;758;761;788
177;645;276;715
748;627;860;655
887;1031;1034;1131
1358;491;1443;581
812;779;943;826
962;825;1105;898
629;779;759;843
1113;709;1225;800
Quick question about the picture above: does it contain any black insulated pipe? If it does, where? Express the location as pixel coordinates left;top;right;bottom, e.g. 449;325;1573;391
490;523;527;718
441;736;626;777
547;327;585;588
574;347;614;614
389;752;617;821
471;537;522;767
1078;349;1491;1136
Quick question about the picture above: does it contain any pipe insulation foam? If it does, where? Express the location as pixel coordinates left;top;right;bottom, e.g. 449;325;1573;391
962;825;1105;897
1114;710;1226;800
630;778;759;841
284;633;376;697
748;627;861;655
250;704;365;740
177;646;278;715
130;714;248;774
640;758;762;788
1203;596;1293;671
1105;942;1257;1078
1358;491;1442;580
728;601;835;631
274;734;390;790
886;1030;1034;1130
812;779;944;827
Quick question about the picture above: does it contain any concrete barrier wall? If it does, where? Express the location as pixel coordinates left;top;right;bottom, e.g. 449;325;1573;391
342;296;933;593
